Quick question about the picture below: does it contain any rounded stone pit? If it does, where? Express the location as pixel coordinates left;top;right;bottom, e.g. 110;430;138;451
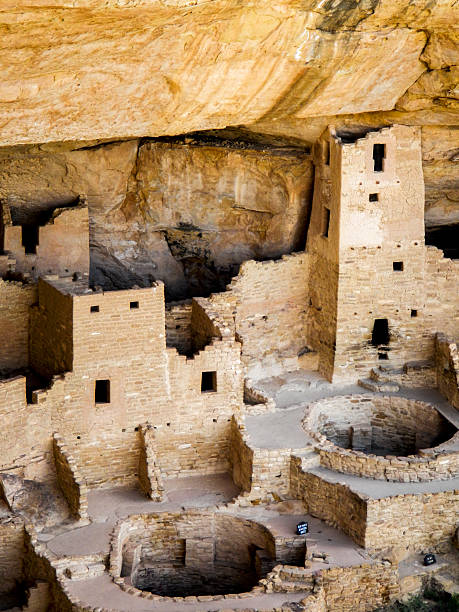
303;395;458;482
110;511;292;600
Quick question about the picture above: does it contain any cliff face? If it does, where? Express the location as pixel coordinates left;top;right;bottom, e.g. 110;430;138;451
1;1;456;145
0;138;313;298
0;0;457;293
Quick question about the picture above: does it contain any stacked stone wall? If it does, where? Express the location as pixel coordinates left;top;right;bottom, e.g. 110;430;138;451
292;456;459;555
209;253;311;379
0;516;25;598
230;417;306;501
365;489;459;554
0;278;243;488
0;376;53;481
165;300;192;354
0;280;36;373
294;465;368;547
3;203;89;281
30;280;74;377
138;424;164;501
52;434;88;520
303;395;459;482
110;512;277;599
436;334;459;409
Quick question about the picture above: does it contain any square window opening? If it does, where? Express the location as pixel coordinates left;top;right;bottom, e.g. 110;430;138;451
378;352;389;360
369;193;379;202
90;305;100;313
322;207;330;238
372;318;390;346
373;143;386;172
130;301;139;309
95;379;110;404
393;261;404;271
411;309;418;318
22;225;39;255
201;371;217;393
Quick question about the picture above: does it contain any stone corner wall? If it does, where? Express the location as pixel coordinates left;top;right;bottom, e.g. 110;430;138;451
138;424;164;501
53;433;88;521
436;333;459;409
0;279;37;373
165;300;192;354
230;415;308;502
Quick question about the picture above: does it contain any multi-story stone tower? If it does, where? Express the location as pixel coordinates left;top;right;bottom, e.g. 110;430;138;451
307;125;458;382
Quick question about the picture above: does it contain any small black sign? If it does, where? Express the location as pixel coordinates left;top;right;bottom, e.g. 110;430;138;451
296;521;309;535
423;553;436;566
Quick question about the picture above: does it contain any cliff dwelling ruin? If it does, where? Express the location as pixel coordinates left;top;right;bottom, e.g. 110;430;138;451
0;2;458;611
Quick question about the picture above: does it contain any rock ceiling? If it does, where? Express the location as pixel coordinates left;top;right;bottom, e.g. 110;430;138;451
0;0;457;146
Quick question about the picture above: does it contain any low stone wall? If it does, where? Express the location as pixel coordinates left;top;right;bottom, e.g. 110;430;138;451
53;434;88;520
243;379;276;415
291;458;367;548
230;416;306;502
303;395;458;482
138;425;164;501
317;562;399;611
365;489;459;555
292;455;459;557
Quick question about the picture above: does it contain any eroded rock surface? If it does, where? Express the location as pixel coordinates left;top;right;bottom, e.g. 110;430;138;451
0;1;456;146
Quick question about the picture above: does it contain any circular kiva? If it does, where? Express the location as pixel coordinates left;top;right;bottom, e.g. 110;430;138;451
109;511;286;600
302;395;459;482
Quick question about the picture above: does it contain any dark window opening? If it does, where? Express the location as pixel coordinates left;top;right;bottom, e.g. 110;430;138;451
324;142;330;166
95;379;110;404
322;207;330;238
373;143;386;172
22;225;39;254
369;193;379;202
378;352;389;360
372;319;390;346
201;371;217;393
90;305;100;313
130;301;139;309
393;261;404;271
425;224;459;259
411;309;418;318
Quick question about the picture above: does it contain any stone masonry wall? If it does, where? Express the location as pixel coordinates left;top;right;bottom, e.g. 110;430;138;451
303;395;459;482
0;516;25;598
230;416;307;502
293;464;368;547
0;278;243;488
30;280;74;378
209;252;311;380
0;280;36;374
327;126;459;381
52;434;88;520
365;489;459;554
0;376;52;481
165;300;192;355
3;204;89;281
292;456;459;556
436;334;459;409
138;424;164;501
